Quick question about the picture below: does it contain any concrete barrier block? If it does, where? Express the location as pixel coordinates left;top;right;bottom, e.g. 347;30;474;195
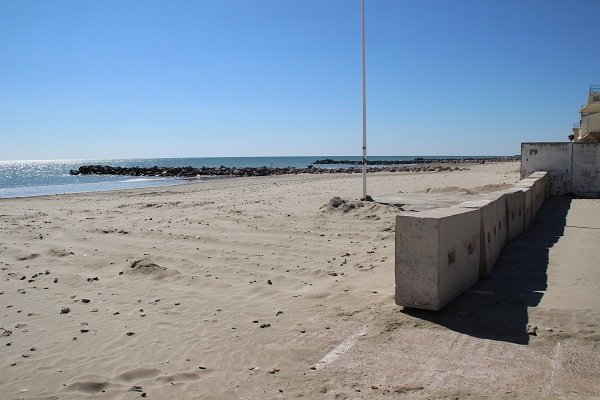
456;195;506;278
478;191;508;250
519;177;545;217
514;181;534;229
529;171;549;201
498;188;525;242
395;207;480;311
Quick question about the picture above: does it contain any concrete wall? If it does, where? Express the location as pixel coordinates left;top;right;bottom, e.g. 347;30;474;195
395;207;480;311
521;142;600;197
395;173;549;310
521;143;572;195
572;143;600;197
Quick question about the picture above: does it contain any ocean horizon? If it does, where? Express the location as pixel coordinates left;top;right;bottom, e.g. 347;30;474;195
0;155;508;198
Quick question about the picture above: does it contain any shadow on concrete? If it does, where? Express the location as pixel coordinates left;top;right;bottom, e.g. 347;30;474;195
402;196;572;345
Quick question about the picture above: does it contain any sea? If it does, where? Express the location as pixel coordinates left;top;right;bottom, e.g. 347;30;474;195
0;156;477;199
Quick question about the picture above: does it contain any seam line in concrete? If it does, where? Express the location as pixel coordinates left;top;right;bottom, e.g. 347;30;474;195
311;326;367;371
548;341;561;395
565;225;600;230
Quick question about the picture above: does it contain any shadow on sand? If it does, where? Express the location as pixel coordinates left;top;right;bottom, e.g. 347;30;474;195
402;196;572;345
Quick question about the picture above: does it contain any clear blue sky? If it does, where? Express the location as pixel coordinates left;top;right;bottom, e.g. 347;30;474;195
1;0;598;160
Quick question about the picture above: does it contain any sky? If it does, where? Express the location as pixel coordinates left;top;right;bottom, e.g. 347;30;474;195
1;0;599;160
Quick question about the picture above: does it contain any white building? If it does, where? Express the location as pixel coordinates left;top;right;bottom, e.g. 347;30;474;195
574;85;600;142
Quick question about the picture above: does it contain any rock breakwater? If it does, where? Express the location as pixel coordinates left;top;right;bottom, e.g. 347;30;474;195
70;164;468;178
314;156;520;165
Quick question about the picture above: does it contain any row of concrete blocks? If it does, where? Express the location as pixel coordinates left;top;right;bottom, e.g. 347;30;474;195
394;171;550;311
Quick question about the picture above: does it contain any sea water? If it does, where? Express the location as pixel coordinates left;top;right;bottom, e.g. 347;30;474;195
0;156;464;198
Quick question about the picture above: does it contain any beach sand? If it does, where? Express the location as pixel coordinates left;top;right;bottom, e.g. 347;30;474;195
1;161;599;399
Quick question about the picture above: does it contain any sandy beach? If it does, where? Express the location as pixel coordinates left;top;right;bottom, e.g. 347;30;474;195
1;161;599;400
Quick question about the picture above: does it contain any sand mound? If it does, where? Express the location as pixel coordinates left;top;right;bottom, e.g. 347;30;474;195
321;196;364;213
123;258;179;279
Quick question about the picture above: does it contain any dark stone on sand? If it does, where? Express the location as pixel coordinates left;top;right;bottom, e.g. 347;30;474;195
260;323;271;328
126;331;135;336
81;299;90;303
60;307;70;314
527;325;538;336
129;385;143;392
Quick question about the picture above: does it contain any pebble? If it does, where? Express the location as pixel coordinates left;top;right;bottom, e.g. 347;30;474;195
53;278;58;283
81;299;90;303
60;307;70;314
527;325;538;336
276;310;283;316
80;329;89;333
126;332;135;336
128;385;143;392
260;323;271;328
267;279;272;285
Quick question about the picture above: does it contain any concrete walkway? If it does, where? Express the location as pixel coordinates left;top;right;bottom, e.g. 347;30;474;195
539;198;600;310
314;197;600;398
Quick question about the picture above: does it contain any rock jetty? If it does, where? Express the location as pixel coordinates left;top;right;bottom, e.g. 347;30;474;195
70;164;469;178
314;156;520;165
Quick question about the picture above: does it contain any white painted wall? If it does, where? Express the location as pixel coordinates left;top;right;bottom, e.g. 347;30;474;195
521;142;600;197
521;143;572;195
572;143;600;197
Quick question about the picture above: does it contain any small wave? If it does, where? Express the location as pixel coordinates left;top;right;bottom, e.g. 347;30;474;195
117;177;173;183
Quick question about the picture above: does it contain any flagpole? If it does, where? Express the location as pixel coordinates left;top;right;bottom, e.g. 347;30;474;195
361;0;369;200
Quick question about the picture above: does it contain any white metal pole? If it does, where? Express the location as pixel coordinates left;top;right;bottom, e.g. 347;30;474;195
361;0;368;200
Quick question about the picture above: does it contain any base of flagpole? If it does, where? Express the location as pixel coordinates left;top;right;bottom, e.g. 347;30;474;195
361;195;373;202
